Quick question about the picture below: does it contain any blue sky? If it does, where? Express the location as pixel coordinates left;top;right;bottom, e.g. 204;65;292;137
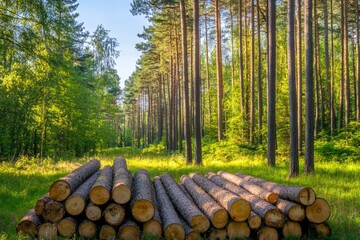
76;0;149;86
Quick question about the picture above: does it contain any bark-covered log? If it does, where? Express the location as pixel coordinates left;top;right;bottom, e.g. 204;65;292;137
207;228;227;240
306;198;330;223
307;222;331;237
38;223;57;240
90;166;113;205
206;173;285;228
178;183;195;204
113;156;128;170
180;175;228;229
190;173;251;221
112;159;132;204
218;171;278;204
16;209;41;236
118;220;141;240
181;218;200;240
65;171;100;216
78;219;97;239
143;182;162;238
153;177;185;240
131;169;155;222
234;173;316;205
85;202;102;221
248;211;262;230
103;203;126;226
282;221;302;239
160;173;210;233
257;226;279;240
57;217;77;238
276;198;305;221
99;224;116;240
35;193;51;216
42;200;65;223
49;159;101;201
226;221;250;239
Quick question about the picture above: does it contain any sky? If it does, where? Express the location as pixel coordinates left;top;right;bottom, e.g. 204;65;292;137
76;0;149;86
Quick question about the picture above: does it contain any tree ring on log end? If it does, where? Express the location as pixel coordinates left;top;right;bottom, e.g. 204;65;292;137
16;221;37;236
143;219;162;237
49;180;70;201
306;198;330;223
164;223;185;240
90;186;110;205
227;221;251;239
191;214;210;233
131;199;155;223
186;231;201;240
230;199;251;222
299;187;316;206
288;204;305;221
264;209;285;228
58;218;76;238
213;209;229;229
282;221;302;238
118;226;141;240
65;195;85;216
112;185;131;204
258;227;278;240
267;193;279;204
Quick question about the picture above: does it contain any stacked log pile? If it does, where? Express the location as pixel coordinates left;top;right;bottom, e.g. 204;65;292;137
17;157;331;240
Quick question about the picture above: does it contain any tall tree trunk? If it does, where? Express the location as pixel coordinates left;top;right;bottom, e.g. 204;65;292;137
288;0;299;177
323;0;331;136
296;0;302;154
330;0;336;134
314;1;319;136
194;0;202;165
267;0;276;167
343;0;350;141
239;0;245;137
304;0;314;175
230;0;235;87
158;74;163;142
180;0;192;164
339;0;344;131
257;0;263;145
250;0;255;145
204;0;211;126
137;95;141;148
215;0;224;142
357;0;360;121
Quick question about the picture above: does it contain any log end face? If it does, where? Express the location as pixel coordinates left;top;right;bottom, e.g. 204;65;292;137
118;226;141;240
112;185;131;204
191;214;210;233
267;193;279;204
257;227;279;240
288;204;305;222
208;228;227;240
306;198;331;224
248;214;262;230
99;225;116;240
226;221;251;239
86;204;102;221
185;231;201;240
38;223;58;240
164;223;186;240
299;187;316;206
43;201;65;223
90;186;111;205
212;209;229;229
264;209;285;228
230;199;251;222
58;218;76;238
310;223;332;237
49;180;70;202
104;203;126;226
282;221;302;239
16;221;37;236
143;219;162;237
131;199;155;223
78;220;97;239
65;195;86;216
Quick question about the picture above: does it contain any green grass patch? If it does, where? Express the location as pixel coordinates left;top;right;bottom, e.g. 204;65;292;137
1;147;359;239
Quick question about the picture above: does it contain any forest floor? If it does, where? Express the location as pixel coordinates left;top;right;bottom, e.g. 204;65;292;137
0;147;359;239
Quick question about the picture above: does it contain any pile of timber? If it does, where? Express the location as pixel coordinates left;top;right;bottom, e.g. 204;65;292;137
17;158;331;240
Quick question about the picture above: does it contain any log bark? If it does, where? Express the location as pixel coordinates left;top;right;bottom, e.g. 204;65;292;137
49;159;101;201
38;223;57;240
307;222;331;237
190;173;251;221
282;221;302;239
112;168;132;204
143;182;162;238
160;173;210;233
234;173;316;205
276;198;305;221
35;193;51;216
181;175;228;229
257;226;279;240
42;200;65;223
207;228;227;240
57;217;77;238
16;209;41;236
113;157;128;170
85;202;102;221
90;166;113;205
65;171;100;216
153;177;185;240
248;211;262;230
103;203;126;226
206;173;285;228
78;219;97;239
118;220;141;240
99;224;116;240
306;198;331;223
218;171;278;204
178;183;195;204
226;221;250;239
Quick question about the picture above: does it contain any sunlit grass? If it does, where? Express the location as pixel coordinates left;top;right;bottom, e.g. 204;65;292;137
0;147;359;239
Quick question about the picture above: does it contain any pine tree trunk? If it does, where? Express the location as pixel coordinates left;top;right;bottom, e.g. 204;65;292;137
330;0;336;133
257;0;263;145
324;0;331;133
297;0;303;153
343;0;350;139
357;0;360;121
204;0;211;126
239;0;245;135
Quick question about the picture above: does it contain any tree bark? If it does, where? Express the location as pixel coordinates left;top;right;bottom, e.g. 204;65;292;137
204;0;211;126
143;181;162;238
90;166;113;205
257;0;263;145
35;193;51;216
324;0;331;134
343;0;350;139
330;0;336;133
104;203;126;226
112;161;132;205
357;0;360;121
239;0;245;130
297;0;303;153
57;217;77;238
250;0;255;145
16;209;41;236
276;198;305;222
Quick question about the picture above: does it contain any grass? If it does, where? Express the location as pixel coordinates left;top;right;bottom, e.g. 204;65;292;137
0;146;359;239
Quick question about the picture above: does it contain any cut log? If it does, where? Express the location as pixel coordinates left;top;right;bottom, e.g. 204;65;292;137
207;228;227;240
180;175;228;229
65;171;100;216
57;217;77;238
181;218;200;240
114;156;128;170
206;173;285;228
226;221;251;239
218;171;278;204
78;219;97;239
306;198;331;223
190;173;251;221
307;222;331;237
248;211;262;230
131;169;155;222
99;224;116;240
276;198;305;222
103;203;126;226
257;226;279;240
281;221;302;239
85;202;102;221
178;183;195;204
143;182;162;238
49;159;101;201
35;193;51;216
16;209;41;236
118;220;141;240
42;200;65;223
160;173;210;233
38;223;57;240
153;177;185;240
112;158;132;204
234;173;316;206
90;166;113;205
